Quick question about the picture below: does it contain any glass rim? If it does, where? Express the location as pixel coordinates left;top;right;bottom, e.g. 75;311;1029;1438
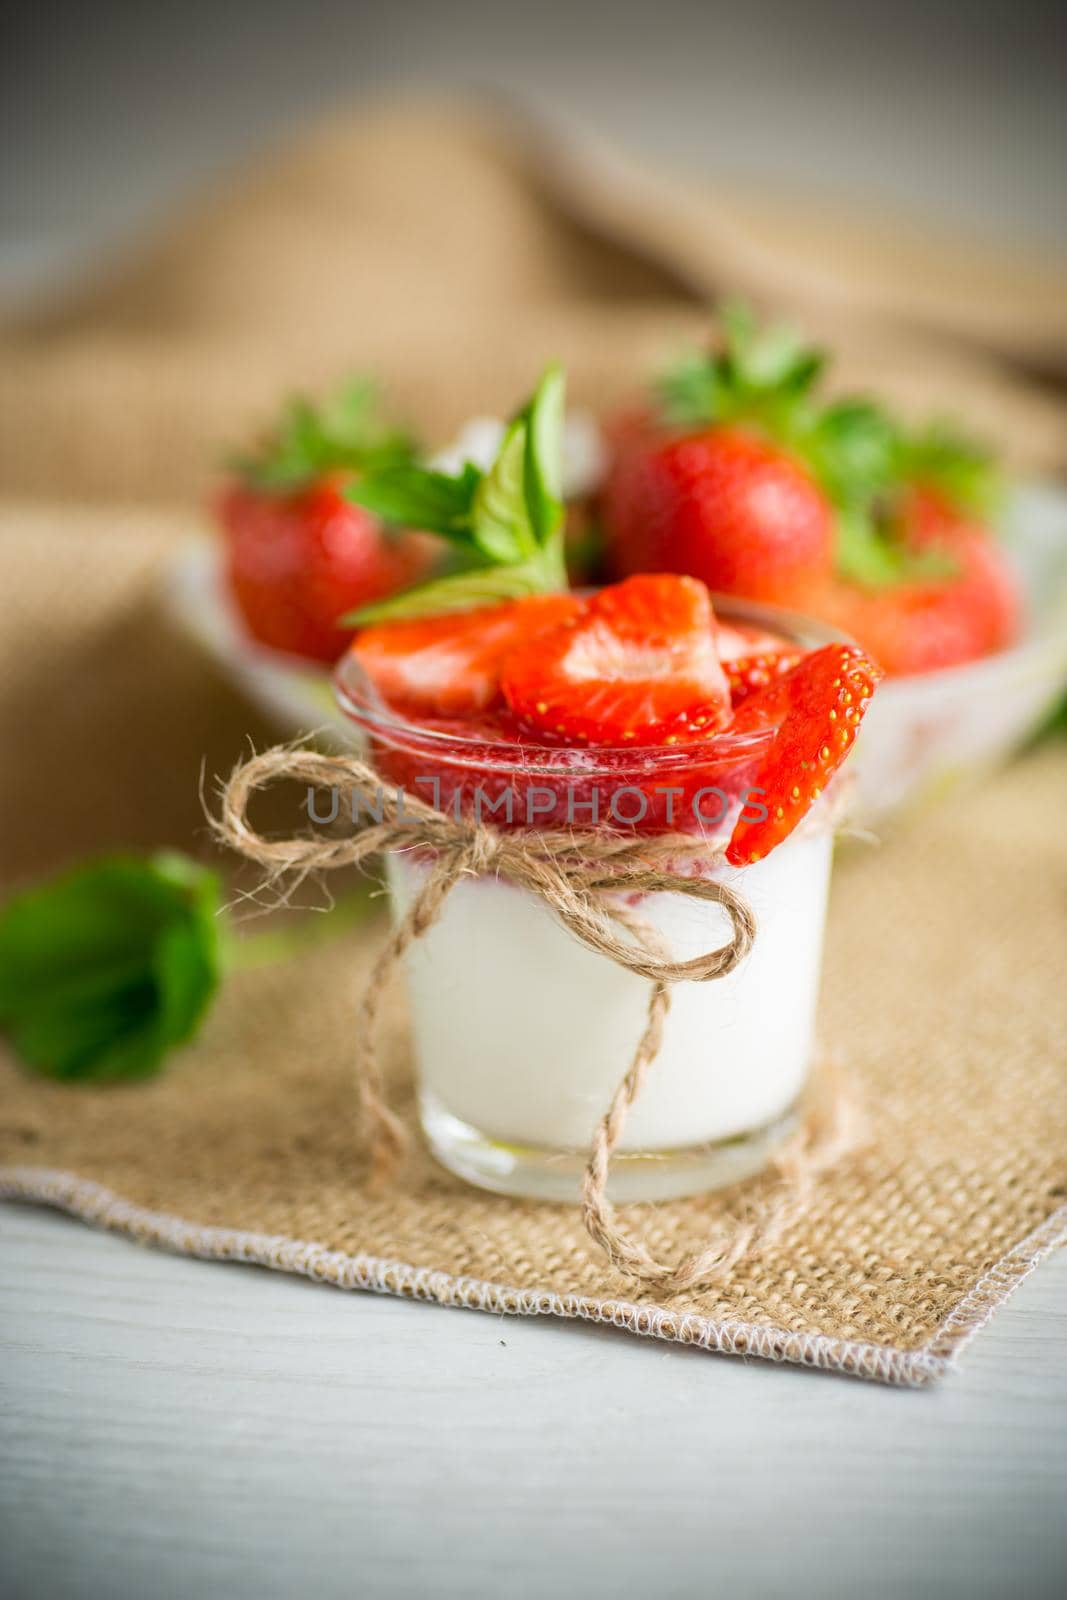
332;591;847;776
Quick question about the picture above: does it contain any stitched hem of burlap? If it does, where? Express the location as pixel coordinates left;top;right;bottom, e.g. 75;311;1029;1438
3;1166;1063;1387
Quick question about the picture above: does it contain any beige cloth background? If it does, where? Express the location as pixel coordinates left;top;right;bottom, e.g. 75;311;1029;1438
1;98;1065;1382
2;97;1066;509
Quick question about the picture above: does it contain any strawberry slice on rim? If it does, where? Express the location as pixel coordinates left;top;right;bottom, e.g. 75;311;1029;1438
351;593;582;716
725;643;882;865
501;573;731;746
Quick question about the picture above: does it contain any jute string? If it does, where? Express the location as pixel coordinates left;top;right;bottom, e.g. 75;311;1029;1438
213;746;859;1294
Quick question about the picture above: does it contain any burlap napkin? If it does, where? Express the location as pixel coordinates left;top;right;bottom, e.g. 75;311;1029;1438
1;101;1065;1383
0;510;1065;1383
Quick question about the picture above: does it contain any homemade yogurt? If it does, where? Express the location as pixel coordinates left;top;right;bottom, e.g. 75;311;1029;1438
335;592;851;1202
388;822;832;1200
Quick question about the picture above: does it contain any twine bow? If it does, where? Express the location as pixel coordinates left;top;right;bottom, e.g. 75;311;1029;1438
214;746;854;1295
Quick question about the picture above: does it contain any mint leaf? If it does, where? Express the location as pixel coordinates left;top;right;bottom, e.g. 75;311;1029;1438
349;463;479;542
0;853;221;1082
471;421;535;563
520;361;565;543
346;561;561;625
469;365;565;562
342;365;569;625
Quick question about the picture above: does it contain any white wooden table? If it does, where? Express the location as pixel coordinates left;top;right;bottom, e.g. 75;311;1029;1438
2;1203;1065;1598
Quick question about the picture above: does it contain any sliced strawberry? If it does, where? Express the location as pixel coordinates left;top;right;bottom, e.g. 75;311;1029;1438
726;644;882;865
351;594;582;716
715;622;801;703
725;650;803;706
501;574;731;746
715;621;792;661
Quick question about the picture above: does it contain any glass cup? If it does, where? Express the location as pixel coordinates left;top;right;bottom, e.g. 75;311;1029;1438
335;599;843;1203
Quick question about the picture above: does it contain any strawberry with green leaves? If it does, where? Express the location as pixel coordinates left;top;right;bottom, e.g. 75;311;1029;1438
603;307;835;608
602;308;1021;676
219;380;435;663
817;423;1021;674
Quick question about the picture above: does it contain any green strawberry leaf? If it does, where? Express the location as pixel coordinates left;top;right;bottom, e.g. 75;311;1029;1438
658;353;725;431
234;378;416;493
835;509;904;587
0;852;222;1083
657;305;1001;594
803;400;900;505
659;302;825;433
722;302;826;394
895;422;1001;518
835;506;959;589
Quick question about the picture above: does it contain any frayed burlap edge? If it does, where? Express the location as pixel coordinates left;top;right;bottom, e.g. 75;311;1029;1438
3;1166;1064;1387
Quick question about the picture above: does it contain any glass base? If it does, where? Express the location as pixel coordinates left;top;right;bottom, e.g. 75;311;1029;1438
420;1091;801;1204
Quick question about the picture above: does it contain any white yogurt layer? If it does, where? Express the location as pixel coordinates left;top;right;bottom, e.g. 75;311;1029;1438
388;826;833;1155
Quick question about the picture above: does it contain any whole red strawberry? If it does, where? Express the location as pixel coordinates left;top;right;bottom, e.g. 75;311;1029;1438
605;421;833;607
819;480;1021;676
602;309;834;607
604;310;1021;678
218;382;435;663
903;486;1020;651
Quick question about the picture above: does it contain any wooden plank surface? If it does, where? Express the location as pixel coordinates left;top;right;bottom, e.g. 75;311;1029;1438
2;1204;1065;1599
